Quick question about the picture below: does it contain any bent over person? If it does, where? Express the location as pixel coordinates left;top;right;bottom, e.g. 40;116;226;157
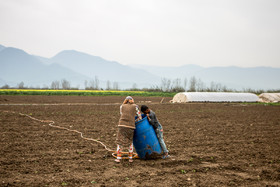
141;105;169;159
115;96;142;163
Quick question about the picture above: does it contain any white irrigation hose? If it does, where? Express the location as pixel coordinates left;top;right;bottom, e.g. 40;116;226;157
2;110;140;159
1;110;114;152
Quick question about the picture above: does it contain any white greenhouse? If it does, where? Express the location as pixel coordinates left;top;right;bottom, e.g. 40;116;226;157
258;93;280;103
172;92;259;103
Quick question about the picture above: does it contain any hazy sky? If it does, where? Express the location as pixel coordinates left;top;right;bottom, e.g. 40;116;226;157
1;0;280;67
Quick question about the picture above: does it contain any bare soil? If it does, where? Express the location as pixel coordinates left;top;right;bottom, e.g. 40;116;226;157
0;96;280;186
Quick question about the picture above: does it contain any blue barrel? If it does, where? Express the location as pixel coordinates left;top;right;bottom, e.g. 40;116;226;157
133;116;162;159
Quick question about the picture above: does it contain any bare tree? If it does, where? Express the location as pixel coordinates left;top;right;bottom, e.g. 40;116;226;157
75;84;80;90
18;81;25;89
216;83;222;92
1;84;10;89
88;80;95;90
51;80;60;89
132;83;137;90
84;80;88;89
183;78;188;91
106;80;111;90
161;78;167;91
42;84;49;89
94;76;99;90
208;81;226;92
113;82;119;90
61;79;71;89
222;85;229;92
172;78;181;89
196;78;205;92
209;81;214;92
86;76;100;90
161;78;171;92
189;76;197;92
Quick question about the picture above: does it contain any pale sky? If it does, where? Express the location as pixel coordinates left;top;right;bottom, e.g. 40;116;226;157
0;0;280;67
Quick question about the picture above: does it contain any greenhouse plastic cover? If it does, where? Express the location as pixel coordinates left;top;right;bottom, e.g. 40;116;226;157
258;93;280;103
172;92;259;103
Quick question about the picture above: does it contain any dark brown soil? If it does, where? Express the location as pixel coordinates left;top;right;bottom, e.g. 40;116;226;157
0;96;280;186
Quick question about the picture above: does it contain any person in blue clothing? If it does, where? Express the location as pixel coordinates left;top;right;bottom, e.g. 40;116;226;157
140;105;170;159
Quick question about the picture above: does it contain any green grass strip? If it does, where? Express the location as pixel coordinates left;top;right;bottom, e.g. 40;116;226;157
0;89;176;97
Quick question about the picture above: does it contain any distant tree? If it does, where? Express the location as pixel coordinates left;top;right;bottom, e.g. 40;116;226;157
42;84;49;89
106;80;111;90
113;82;119;90
207;81;228;92
215;83;222;92
160;78;167;91
222;85;230;92
196;78;205;92
88;80;95;90
172;78;181;89
84;80;88;89
189;76;197;92
144;85;162;92
86;76;100;90
61;79;71;89
183;78;188;91
1;84;10;89
28;85;40;89
170;78;185;92
51;80;60;89
161;78;171;92
95;76;100;90
18;81;25;89
209;81;215;92
132;83;137;90
242;87;259;94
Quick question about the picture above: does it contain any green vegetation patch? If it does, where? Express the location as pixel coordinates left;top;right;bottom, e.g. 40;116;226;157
0;89;176;97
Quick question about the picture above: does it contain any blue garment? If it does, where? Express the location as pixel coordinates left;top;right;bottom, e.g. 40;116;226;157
155;125;168;153
147;110;168;153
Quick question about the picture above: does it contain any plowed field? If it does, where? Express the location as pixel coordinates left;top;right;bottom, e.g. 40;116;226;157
0;95;280;186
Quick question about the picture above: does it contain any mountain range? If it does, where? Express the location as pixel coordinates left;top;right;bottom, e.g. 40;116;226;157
0;44;279;90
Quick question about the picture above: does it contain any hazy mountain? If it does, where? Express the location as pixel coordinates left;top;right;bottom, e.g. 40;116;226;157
0;46;160;89
192;66;280;90
129;64;204;78
0;44;6;51
0;78;7;86
50;50;160;85
129;64;280;90
0;47;90;87
1;44;279;90
33;55;53;65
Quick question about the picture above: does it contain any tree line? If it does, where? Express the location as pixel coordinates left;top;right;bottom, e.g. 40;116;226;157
1;76;279;94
